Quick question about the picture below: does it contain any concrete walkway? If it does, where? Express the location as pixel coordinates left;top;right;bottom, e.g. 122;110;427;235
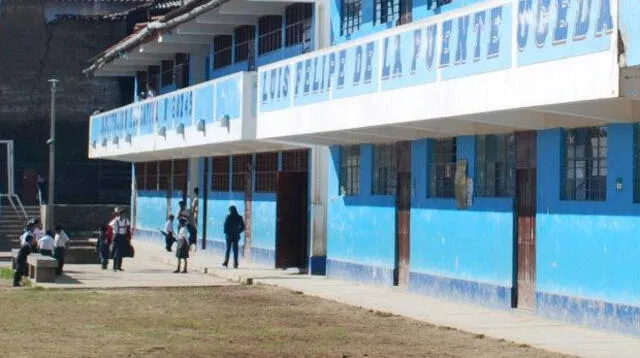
137;240;640;358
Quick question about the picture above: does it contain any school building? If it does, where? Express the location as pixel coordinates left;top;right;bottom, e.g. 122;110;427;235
86;0;640;335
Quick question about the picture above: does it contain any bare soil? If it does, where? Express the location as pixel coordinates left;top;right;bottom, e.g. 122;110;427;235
0;283;573;358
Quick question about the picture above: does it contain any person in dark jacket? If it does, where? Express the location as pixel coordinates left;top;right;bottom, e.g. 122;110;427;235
174;218;190;273
14;234;34;287
223;205;245;269
96;224;111;270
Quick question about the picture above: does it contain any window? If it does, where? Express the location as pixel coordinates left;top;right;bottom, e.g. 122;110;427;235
161;60;174;87
173;159;188;192
285;4;313;47
282;149;309;172
147;65;160;93
372;144;397;195
430;138;456;198
232;154;253;192
211;156;230;192
145;161;158;191
174;53;189;89
136;71;148;95
214;35;232;69
476;134;515;197
135;162;146;190
374;0;399;25
340;145;360;196
234;26;255;62
158;160;172;191
563;127;607;201
258;16;283;55
341;0;362;36
255;152;278;193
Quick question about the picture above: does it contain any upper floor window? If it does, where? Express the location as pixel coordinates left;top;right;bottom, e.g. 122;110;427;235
374;0;399;25
147;65;160;93
234;25;255;62
258;16;283;55
562;127;607;201
341;0;362;36
340;145;360;196
285;3;313;47
174;53;189;89
372;144;397;195
214;35;233;69
161;60;174;87
476;134;515;197
211;156;230;192
430;138;456;198
255;152;278;193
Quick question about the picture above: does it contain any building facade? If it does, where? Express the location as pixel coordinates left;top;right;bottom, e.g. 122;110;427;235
87;0;640;335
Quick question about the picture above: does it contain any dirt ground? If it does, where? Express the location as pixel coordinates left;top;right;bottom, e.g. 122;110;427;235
0;282;573;358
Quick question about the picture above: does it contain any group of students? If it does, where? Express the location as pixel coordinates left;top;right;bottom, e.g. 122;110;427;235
162;189;246;272
95;207;133;271
13;217;70;287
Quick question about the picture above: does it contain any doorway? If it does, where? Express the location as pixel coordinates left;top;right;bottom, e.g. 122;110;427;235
514;131;537;310
275;171;309;270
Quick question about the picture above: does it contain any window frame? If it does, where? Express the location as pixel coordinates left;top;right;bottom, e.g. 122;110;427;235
160;60;174;87
211;156;230;192
285;3;313;47
255;152;278;193
429;138;457;198
562;126;608;201
172;159;188;193
374;0;400;25
372;144;397;196
231;154;253;192
282;149;309;172
234;26;256;63
475;134;516;197
258;16;283;55
341;0;362;36
213;35;233;69
340;145;361;196
145;161;158;191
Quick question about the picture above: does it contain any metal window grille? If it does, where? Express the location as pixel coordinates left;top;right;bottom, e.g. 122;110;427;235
372;144;397;195
147;65;160;93
282;149;309;172
476;134;516;197
255;152;278;193
340;145;360;196
158;160;172;191
285;3;313;47
214;35;233;69
258;16;283;55
211;156;230;192
562;127;607;201
341;0;362;36
234;26;255;62
135;162;146;191
430;138;456;198
173;159;188;192
145;161;158;191
635;125;640;203
174;53;190;89
231;154;252;192
374;0;399;25
161;60;174;87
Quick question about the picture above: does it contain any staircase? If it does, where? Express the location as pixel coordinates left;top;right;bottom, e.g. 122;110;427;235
0;205;39;251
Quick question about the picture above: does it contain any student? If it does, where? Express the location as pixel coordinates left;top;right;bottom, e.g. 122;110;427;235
109;207;130;272
174;218;190;273
38;230;55;257
19;220;35;247
14;234;34;287
96;224;111;270
189;188;199;251
54;224;70;276
223;205;245;269
163;215;175;252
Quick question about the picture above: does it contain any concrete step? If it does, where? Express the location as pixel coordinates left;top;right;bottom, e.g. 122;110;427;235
66;247;100;264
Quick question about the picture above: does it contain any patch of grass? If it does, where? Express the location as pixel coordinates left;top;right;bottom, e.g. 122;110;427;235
0;268;12;280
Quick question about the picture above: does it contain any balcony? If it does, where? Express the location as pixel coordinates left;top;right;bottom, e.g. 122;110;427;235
89;71;297;161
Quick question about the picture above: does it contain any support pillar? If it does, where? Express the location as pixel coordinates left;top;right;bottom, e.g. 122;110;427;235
309;146;328;275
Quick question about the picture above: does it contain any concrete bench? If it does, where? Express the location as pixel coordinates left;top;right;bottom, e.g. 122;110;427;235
27;254;58;283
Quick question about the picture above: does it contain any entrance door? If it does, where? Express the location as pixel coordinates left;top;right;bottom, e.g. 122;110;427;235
514;131;537;310
275;171;309;270
394;142;411;286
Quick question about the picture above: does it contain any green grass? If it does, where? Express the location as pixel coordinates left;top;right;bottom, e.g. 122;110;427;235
0;267;33;287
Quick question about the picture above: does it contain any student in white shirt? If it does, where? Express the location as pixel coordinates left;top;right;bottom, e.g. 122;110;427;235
54;224;70;276
163;215;175;252
109;207;130;272
174;218;190;274
38;231;55;257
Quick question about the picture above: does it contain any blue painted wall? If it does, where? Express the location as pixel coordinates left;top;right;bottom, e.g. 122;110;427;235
326;145;396;285
620;0;640;67
206;191;245;254
137;190;170;232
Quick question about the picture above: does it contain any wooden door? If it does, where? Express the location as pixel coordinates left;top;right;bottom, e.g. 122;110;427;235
275;171;309;269
515;132;537;310
394;142;411;286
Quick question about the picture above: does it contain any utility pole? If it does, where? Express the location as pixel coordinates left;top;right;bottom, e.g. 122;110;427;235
47;79;59;231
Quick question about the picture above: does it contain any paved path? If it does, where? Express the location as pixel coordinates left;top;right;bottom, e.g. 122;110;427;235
137;240;640;358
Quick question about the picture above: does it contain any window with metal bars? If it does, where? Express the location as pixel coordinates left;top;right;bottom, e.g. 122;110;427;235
135;162;146;191
374;0;400;25
136;71;148;95
211;156;230;192
340;145;360;196
148;65;160;93
430;138;457;198
372;144;397;195
282;149;309;172
234;26;255;62
255;152;278;193
285;3;313;47
232;154;253;192
214;35;233;69
341;0;362;36
258;16;283;55
173;159;188;192
161;60;174;87
158;160;172;191
146;161;158;191
174;53;189;89
476;134;515;197
562;127;607;201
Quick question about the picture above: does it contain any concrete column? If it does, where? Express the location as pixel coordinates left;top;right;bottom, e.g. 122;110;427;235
309;145;328;275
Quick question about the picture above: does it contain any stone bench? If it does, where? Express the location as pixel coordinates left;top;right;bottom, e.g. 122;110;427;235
27;254;58;283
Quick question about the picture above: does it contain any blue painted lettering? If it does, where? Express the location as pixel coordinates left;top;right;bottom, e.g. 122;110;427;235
312;58;320;93
553;0;569;44
295;62;303;96
304;59;312;94
411;29;422;73
536;0;551;47
320;56;326;90
596;0;612;36
426;25;437;70
393;36;402;77
517;0;532;51
440;20;452;67
455;15;470;65
353;45;363;85
473;12;486;62
276;68;282;100
365;42;374;83
338;50;346;89
488;6;503;58
574;0;592;41
382;37;391;80
327;53;336;90
282;65;289;97
269;69;277;101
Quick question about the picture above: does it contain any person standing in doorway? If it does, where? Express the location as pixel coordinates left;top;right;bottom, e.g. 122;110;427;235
13;234;34;287
223;206;245;269
36;174;47;205
54;224;70;276
109;207;130;272
38;230;55;257
174;218;190;273
163;215;175;252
